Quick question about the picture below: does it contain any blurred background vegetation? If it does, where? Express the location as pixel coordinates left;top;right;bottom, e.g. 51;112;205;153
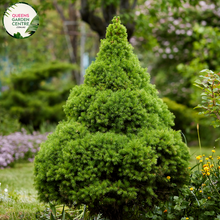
1;0;220;146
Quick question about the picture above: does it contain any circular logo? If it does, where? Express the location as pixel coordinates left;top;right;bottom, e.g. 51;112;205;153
2;2;39;39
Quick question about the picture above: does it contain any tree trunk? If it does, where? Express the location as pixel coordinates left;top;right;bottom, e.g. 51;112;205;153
53;1;81;84
80;22;86;84
80;0;137;41
68;3;78;64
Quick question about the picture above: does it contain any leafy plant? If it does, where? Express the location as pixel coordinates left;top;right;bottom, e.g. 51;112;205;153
162;97;200;144
26;15;39;35
13;32;24;39
145;150;220;220
194;69;220;144
0;178;43;220
194;69;220;129
34;17;190;220
35;203;87;220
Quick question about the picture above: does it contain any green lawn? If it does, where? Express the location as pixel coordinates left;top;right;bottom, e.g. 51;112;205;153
0;162;35;193
189;146;220;167
0;163;44;220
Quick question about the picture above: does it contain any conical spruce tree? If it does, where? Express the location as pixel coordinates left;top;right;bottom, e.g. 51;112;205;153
34;17;190;220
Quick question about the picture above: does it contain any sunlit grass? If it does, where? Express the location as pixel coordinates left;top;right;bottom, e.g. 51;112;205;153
0;163;35;192
189;146;220;167
0;163;44;220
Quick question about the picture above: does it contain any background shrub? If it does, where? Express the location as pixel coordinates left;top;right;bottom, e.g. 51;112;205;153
0;107;20;136
34;17;190;220
163;97;220;146
0;62;76;129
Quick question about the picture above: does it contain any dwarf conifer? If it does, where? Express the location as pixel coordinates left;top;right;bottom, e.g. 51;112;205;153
34;17;190;220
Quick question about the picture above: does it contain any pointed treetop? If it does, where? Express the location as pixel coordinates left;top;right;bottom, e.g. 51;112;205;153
105;16;127;43
84;16;150;91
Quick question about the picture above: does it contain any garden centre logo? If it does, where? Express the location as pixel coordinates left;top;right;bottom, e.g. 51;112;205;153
2;2;39;39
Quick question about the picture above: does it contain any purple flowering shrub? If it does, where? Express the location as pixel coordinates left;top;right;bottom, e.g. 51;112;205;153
0;129;48;168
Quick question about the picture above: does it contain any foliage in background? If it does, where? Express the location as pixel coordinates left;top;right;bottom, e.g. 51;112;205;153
176;23;220;106
130;1;220;146
194;69;220;131
134;1;220;106
34;17;190;220
0;0;71;65
0;107;20;136
40;0;199;41
162;97;220;146
0;129;47;168
0;61;76;129
162;97;200;144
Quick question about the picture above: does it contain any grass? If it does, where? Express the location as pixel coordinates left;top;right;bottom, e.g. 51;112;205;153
0;146;219;219
0;163;35;192
189;146;220;167
0;163;44;220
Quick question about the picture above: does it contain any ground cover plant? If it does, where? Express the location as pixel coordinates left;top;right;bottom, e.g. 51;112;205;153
189;146;220;167
34;16;190;220
0;129;47;168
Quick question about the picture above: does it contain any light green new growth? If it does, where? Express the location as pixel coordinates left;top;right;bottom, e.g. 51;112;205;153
34;16;190;220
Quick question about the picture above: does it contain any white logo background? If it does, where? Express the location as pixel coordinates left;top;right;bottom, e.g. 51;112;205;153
3;3;37;38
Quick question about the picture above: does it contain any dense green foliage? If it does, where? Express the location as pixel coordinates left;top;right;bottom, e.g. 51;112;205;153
0;107;20;135
34;17;190;220
0;62;75;128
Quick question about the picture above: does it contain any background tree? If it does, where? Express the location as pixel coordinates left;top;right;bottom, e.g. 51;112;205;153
133;0;220;106
52;0;81;83
37;0;201;84
0;0;72;70
130;0;220;145
0;62;76;129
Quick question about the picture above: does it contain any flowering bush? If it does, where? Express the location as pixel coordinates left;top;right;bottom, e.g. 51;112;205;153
0;129;48;168
145;150;220;220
